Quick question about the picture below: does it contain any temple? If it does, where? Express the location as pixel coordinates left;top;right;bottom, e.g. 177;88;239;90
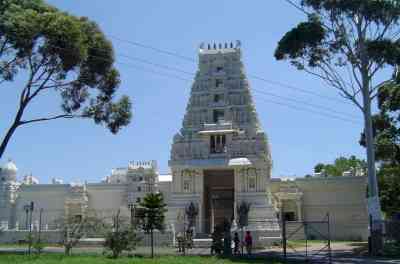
168;41;279;237
0;42;369;245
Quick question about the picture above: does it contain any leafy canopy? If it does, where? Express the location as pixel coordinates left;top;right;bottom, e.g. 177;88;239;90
138;192;167;233
0;0;132;158
103;210;140;258
313;155;366;176
275;0;400;108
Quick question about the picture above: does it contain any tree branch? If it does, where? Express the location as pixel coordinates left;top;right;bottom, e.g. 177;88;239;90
19;114;80;125
27;69;55;102
303;65;363;111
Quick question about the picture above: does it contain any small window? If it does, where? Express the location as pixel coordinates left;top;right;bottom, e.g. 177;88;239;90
137;186;141;192
74;215;82;222
213;109;224;123
214;94;224;103
216;66;223;72
216;79;223;88
183;180;191;192
136;197;141;203
139;176;143;181
248;177;256;190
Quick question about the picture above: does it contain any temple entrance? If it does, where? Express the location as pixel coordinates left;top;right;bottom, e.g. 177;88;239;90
203;169;234;233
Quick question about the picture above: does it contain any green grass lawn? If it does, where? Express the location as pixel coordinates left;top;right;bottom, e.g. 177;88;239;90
0;254;287;264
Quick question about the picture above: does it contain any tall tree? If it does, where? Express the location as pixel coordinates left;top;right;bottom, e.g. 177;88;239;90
275;0;400;220
138;192;167;258
0;0;132;159
360;81;400;217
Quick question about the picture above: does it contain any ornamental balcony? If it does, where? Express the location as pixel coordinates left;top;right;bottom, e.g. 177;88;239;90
199;121;236;135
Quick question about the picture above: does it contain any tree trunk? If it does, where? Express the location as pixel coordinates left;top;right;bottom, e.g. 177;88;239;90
362;92;380;200
358;21;382;222
151;229;154;258
0;101;26;160
0;123;19;160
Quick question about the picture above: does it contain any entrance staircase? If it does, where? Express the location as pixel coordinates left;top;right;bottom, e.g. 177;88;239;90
193;233;212;248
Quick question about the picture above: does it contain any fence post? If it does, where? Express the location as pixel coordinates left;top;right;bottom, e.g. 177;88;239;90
281;209;286;260
38;208;43;252
305;222;308;260
327;213;331;264
28;201;34;255
368;214;372;255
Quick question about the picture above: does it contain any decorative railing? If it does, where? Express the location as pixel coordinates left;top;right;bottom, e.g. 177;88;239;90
202;121;233;131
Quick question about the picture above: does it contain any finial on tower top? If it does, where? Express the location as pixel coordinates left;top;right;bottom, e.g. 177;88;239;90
236;40;241;48
199;41;242;53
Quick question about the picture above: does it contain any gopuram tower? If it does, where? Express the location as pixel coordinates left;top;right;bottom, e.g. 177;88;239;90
169;41;279;238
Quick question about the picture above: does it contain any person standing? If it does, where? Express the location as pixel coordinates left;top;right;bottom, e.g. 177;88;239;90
244;231;253;255
233;232;240;255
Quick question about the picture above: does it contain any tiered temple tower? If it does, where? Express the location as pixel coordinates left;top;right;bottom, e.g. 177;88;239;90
168;41;279;236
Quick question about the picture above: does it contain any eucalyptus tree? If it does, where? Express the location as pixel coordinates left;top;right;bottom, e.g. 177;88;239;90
0;0;132;159
275;0;400;220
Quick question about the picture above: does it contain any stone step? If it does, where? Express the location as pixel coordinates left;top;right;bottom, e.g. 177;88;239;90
193;238;212;248
77;238;105;246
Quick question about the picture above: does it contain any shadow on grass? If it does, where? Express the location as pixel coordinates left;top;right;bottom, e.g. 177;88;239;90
214;254;306;264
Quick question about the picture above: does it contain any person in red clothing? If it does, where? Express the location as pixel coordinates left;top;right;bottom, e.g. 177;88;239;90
244;230;253;255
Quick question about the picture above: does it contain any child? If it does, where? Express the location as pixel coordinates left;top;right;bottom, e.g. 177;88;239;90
244;231;253;255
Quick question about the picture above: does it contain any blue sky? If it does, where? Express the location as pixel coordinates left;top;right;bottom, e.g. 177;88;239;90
0;0;367;183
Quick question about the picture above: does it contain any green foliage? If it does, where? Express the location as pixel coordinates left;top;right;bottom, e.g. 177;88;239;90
0;254;287;264
25;232;45;254
377;165;400;217
137;192;167;258
0;0;132;159
275;0;400;70
275;17;326;67
313;155;366;177
138;193;167;234
32;240;45;254
103;229;139;258
103;210;140;258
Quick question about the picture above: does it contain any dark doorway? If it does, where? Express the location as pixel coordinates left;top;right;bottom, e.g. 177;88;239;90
203;169;234;233
284;212;296;222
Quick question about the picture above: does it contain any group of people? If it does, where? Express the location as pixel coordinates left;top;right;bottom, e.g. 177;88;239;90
211;228;253;256
233;231;253;256
181;227;254;256
176;229;194;253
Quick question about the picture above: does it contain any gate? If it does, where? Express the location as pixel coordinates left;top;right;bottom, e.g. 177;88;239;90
282;213;332;263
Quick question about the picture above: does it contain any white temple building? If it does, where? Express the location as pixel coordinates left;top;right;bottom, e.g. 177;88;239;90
0;42;369;245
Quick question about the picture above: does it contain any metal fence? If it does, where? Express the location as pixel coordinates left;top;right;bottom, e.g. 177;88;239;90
282;214;332;264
